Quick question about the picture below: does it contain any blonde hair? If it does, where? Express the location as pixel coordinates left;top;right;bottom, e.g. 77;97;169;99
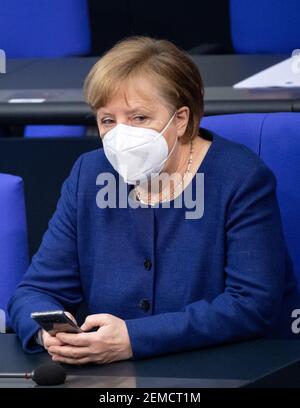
84;36;204;143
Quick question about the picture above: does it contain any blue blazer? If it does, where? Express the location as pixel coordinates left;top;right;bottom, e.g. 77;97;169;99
8;131;300;359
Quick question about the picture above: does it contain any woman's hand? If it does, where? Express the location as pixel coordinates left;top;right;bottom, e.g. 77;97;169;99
41;311;76;353
48;314;133;365
41;329;65;352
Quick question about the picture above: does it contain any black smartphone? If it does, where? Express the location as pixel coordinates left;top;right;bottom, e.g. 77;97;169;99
31;310;83;336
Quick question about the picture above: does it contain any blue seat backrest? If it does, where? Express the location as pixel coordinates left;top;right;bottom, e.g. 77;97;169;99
0;1;91;137
201;113;266;154
230;0;300;54
260;113;300;284
0;173;29;317
0;0;91;58
201;113;300;285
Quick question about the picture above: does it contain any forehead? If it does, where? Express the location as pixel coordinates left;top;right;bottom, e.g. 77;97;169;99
98;76;167;114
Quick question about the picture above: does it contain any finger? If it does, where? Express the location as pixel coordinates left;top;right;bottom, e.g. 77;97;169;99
44;335;65;346
52;355;91;365
81;314;110;331
43;332;65;348
44;339;64;350
49;345;90;359
45;336;65;346
55;332;91;346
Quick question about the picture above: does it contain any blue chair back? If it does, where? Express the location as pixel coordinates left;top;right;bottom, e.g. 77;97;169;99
24;125;87;138
230;0;300;53
202;113;264;154
0;0;91;58
202;113;300;286
0;0;91;138
0;174;29;319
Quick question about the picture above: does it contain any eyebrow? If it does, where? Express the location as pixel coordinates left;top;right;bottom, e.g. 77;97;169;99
99;107;154;116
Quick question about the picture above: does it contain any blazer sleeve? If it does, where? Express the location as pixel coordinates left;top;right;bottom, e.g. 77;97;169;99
125;163;286;360
7;155;84;353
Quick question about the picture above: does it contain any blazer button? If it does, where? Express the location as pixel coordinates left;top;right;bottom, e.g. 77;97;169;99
139;299;150;312
144;258;152;271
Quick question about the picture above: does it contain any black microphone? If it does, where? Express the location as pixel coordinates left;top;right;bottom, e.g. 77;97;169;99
0;363;67;386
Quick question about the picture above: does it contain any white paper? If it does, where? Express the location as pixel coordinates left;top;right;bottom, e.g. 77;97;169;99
8;98;45;103
233;56;300;89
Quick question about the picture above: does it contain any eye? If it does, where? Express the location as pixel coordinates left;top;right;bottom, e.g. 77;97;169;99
100;118;115;125
132;115;148;123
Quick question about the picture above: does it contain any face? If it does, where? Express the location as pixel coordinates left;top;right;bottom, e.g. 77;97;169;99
96;76;190;153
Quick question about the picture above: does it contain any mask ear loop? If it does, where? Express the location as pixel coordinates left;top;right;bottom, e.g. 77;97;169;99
160;111;177;135
159;111;178;167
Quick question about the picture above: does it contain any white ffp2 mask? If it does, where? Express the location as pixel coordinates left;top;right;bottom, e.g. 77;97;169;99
102;112;177;184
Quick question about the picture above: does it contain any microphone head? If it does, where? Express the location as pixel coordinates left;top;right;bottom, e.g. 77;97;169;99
32;363;66;386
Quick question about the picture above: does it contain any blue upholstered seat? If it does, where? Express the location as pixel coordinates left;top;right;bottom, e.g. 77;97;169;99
0;173;29;320
202;112;300;286
230;0;300;54
0;0;91;138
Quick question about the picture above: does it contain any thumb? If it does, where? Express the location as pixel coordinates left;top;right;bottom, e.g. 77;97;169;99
81;314;109;331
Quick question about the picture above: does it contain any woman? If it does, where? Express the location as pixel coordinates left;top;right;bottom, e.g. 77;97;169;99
8;36;299;365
